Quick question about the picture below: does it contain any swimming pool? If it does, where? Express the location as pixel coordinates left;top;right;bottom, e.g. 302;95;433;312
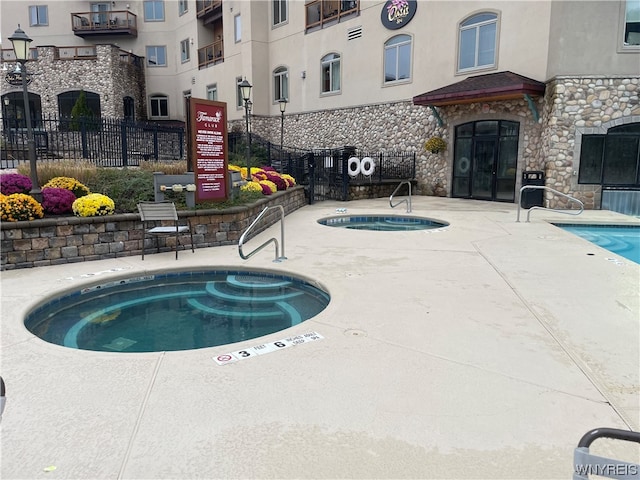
553;224;640;264
318;215;449;231
25;269;330;353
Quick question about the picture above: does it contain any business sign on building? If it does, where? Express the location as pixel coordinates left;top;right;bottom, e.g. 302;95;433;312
5;71;31;86
381;0;417;30
190;97;228;202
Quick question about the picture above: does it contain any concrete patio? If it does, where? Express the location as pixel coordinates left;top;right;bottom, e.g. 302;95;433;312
1;197;639;479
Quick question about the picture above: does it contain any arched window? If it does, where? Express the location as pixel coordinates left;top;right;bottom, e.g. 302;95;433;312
273;67;289;102
321;53;341;93
384;34;411;84
58;91;101;119
458;12;498;72
579;123;640;186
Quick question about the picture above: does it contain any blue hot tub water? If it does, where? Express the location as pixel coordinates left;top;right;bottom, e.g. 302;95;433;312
318;215;448;231
25;270;330;353
554;224;640;264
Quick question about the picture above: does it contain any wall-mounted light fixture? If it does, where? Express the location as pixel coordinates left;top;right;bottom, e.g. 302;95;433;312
300;71;306;79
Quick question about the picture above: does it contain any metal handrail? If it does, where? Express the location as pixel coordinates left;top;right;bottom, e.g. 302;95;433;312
238;205;287;262
516;185;584;222
390;180;412;213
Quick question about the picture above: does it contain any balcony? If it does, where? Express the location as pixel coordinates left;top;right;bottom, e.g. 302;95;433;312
305;0;358;31
196;0;223;25
198;40;224;69
71;10;137;38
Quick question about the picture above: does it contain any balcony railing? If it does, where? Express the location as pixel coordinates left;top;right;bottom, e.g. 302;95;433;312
305;0;358;30
198;40;224;69
71;10;137;37
196;0;222;17
54;46;97;60
1;48;38;63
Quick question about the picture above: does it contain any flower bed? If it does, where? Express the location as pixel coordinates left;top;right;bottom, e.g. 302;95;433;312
0;186;306;270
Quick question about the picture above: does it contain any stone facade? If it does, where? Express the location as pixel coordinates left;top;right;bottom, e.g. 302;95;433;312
542;75;640;209
0;187;306;270
248;76;639;209
1;45;146;120
248;96;543;199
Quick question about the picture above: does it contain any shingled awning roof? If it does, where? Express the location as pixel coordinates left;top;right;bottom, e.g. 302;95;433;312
413;71;546;107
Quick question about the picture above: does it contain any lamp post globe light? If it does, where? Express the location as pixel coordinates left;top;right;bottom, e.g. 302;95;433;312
278;99;287;166
8;25;41;201
239;78;252;181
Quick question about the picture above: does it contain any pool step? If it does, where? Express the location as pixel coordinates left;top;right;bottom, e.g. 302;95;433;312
227;275;291;290
187;298;283;319
205;281;303;303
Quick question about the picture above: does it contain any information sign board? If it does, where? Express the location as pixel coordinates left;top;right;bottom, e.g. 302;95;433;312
189;97;228;202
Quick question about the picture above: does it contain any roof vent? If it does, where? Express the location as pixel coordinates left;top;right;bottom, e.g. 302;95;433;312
347;26;362;40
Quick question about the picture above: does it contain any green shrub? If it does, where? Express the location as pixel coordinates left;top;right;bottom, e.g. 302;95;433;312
85;168;155;213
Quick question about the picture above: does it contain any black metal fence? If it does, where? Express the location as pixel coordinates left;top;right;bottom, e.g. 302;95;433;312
1;115;185;168
1;118;415;203
273;146;415;203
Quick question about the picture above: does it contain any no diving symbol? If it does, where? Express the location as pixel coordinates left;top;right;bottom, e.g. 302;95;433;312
215;354;234;364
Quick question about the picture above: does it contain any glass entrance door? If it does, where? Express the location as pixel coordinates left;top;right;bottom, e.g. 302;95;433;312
471;139;495;199
452;120;519;202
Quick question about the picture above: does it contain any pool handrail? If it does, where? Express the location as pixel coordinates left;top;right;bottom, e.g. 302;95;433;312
390;180;412;213
516;185;584;222
238;205;287;262
573;427;640;480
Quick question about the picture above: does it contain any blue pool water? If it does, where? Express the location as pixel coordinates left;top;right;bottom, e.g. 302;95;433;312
25;270;330;353
318;215;449;231
554;224;640;264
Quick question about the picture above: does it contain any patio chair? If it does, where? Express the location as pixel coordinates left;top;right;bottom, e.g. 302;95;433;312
137;201;194;260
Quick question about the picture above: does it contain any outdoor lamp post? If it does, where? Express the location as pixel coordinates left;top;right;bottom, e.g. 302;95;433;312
239;78;252;180
9;25;41;201
278;99;287;166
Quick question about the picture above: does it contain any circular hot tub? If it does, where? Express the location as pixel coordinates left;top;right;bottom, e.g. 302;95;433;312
25;269;330;353
318;215;449;231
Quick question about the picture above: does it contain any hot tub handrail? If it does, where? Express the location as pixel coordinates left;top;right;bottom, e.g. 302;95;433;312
516;185;584;222
238;205;287;262
390;180;412;213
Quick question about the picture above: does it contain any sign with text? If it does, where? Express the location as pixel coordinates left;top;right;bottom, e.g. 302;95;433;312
5;71;31;86
190;97;228;202
380;0;417;30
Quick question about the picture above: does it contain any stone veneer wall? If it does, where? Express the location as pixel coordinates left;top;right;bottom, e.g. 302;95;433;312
248;97;544;198
542;76;640;209
0;187;305;270
0;45;146;120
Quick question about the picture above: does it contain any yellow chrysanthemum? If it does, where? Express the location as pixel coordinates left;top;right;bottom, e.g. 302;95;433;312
72;193;115;217
0;193;44;222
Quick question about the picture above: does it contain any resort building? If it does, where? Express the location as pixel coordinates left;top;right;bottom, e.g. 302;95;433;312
1;0;639;210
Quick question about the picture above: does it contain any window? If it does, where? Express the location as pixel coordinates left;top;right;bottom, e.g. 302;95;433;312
179;0;188;16
144;0;165;21
146;46;167;66
273;0;287;26
624;0;640;46
207;84;218;101
150;95;168;118
29;5;48;26
321;53;340;93
384;35;411;84
180;39;190;63
273;67;289;101
579;124;640;186
57;91;101;119
458;13;498;72
236;77;244;108
234;14;242;42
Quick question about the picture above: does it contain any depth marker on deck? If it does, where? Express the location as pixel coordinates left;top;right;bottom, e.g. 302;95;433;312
213;332;324;365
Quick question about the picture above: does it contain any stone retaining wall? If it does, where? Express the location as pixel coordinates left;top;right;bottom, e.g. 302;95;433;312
0;187;306;270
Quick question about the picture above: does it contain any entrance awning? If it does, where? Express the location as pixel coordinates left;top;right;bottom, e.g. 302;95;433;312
413;71;546;107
